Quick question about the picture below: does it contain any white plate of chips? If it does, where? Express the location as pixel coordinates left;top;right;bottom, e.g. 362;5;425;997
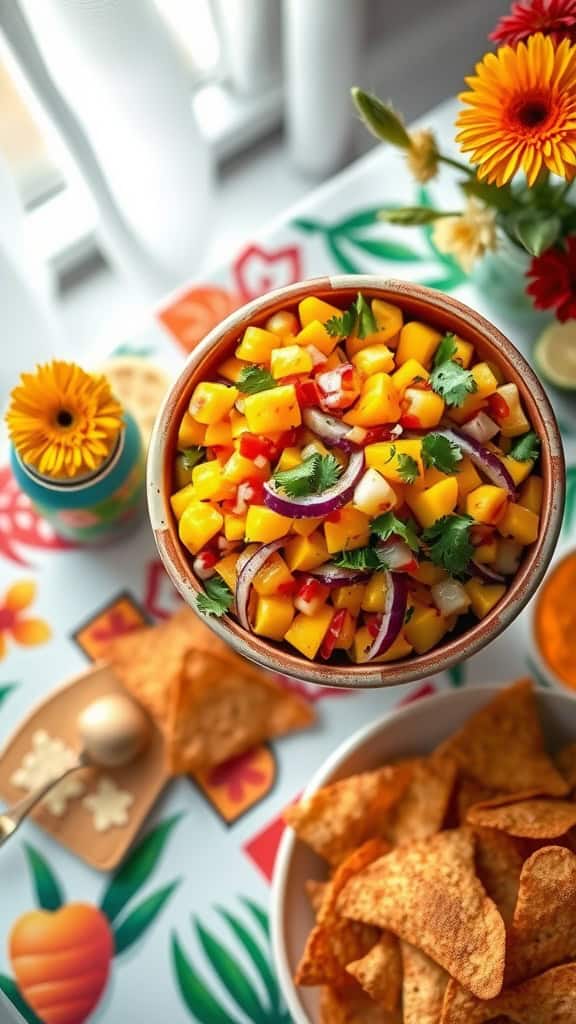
271;681;576;1023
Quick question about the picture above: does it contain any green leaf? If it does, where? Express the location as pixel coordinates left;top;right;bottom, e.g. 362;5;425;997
396;453;419;484
172;933;241;1024
291;217;322;234
509;431;541;463
351;88;411;148
24;844;63;911
333;547;383;571
461;178;516;212
0;976;42;1024
379;207;449;226
237;366;277;395
325;292;377;339
0;684;15;708
423;514;474;576
354;292;378;338
512;213;561;257
334;208;382;232
180;446;205;471
422;433;463;473
430;360;477;407
433;333;457;368
327;232;361;273
114;881;179;956
325;306;357;339
101;813;182;923
218;908;280;1015
196;577;234;618
241;898;270;939
348;234;422;260
370;512;420;552
195;920;270;1024
273;454;342;498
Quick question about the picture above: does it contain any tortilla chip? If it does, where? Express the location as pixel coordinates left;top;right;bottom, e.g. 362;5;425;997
319;985;402;1024
435;680;568;797
296;840;389;988
454;778;501;825
473;827;525;927
346;933;402;1011
306;879;328;916
505;846;576;985
384;755;456;845
285;765;412;866
336;828;505;999
169;649;313;772
555;742;576;791
467;797;576;839
441;964;576;1024
401;941;448;1024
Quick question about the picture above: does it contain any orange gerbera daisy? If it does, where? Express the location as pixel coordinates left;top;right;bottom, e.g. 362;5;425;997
0;580;51;660
456;32;576;186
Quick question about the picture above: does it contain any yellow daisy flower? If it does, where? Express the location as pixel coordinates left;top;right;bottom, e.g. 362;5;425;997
456;32;576;186
433;198;497;273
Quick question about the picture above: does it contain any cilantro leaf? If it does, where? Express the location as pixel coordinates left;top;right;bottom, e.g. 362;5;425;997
404;606;415;624
370;511;420;552
433;333;457;368
422;514;474;577
196;576;234;617
237;365;277;394
397;453;420;484
430;360;477;407
422;433;463;473
325;292;377;340
273;453;342;498
180;446;205;471
509;431;541;463
332;546;384;570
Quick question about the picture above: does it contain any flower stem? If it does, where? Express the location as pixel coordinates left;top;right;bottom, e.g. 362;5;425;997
438;154;475;176
556;180;574;204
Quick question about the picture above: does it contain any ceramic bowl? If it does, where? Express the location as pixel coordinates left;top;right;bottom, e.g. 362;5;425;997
147;276;565;688
270;684;576;1024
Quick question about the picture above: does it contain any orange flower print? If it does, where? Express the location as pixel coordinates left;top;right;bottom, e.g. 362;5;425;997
0;581;51;660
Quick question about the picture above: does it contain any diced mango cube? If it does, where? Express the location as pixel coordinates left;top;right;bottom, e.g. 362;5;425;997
245;506;291;543
353;627;412;664
252;553;294;596
392;359;429;393
275;447;302;473
189;382;239;425
324;507;370;554
500;454;534;486
361;572;388;613
271;344;313;378
332;583;366;616
495;383;530;437
396;321;442;368
403;387;445;428
253;595;295;641
464;578;506;619
474;539;498;564
471;362;499;397
214;552;241;590
466;485;509;525
285;531;329;571
456;456;482;506
244;384;301;434
404;604;449;654
497;503;539;545
294;319;339;357
236;325;278;363
448;393;486;424
519;475;543;515
204;420;233;447
230;409;248;438
217;356;245;383
343;373;401;427
292;516;323;537
352;344;395;376
284;606;335;659
224;514;246;541
178;411;206;448
346;299;403;356
376;632;414;663
179;502;223;554
407;477;458;528
223;450;269;484
365;440;423;483
299;295;343;328
170;483;197;520
409;561;447;585
334;611;356;650
192;460;236;501
452;336;474;368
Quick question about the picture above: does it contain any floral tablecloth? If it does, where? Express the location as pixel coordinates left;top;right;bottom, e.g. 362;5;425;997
1;99;576;1024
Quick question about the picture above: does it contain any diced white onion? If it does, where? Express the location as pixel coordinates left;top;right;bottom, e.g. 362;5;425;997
431;578;471;616
353;468;398;517
461;411;500;444
493;539;523;575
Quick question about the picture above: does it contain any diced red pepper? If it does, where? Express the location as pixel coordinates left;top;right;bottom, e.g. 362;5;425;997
361;426;400;445
295;577;322;602
276;579;298;596
239;433;276;460
488;393;510;420
211;445;235;463
326;509;341;523
294;576;330;616
320;608;347;659
296;380;322;407
365;614;381;639
400;413;422;430
471;524;495;546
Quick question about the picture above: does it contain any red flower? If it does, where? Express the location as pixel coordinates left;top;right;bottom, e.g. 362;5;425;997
490;0;576;47
527;236;576;321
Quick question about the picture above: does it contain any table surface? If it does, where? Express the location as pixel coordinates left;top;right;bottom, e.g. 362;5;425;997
1;99;576;1024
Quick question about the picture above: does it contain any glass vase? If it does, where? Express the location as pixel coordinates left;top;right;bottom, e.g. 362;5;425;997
472;230;549;330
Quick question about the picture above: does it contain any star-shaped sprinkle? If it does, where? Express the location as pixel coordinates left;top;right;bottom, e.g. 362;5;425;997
10;729;85;816
82;777;134;832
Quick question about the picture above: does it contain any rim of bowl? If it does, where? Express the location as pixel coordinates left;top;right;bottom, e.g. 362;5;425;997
269;683;574;1024
148;275;565;689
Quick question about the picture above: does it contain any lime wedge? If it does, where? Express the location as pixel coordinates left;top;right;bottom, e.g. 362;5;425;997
534;321;576;390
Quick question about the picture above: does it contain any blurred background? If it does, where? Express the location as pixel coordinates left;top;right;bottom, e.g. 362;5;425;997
0;0;505;363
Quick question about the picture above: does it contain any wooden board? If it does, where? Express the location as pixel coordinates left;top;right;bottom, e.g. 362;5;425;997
0;663;169;871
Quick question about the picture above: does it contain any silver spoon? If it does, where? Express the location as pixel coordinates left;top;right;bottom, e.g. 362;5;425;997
0;694;150;847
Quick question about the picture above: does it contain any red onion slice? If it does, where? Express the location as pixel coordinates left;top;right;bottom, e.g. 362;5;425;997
436;427;517;498
264;450;365;518
302;407;351;446
460;411;500;444
308;563;368;585
235;539;285;631
470;559;505;584
365;571;408;661
376;537;417;571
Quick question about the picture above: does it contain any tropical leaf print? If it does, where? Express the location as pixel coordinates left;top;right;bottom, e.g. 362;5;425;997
0;975;42;1024
526;657;552;689
417;185;468;292
447;662;466;687
563;465;576;539
24;844;64;912
113;881;180;956
0;684;15;708
100;812;183;923
173;899;289;1024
